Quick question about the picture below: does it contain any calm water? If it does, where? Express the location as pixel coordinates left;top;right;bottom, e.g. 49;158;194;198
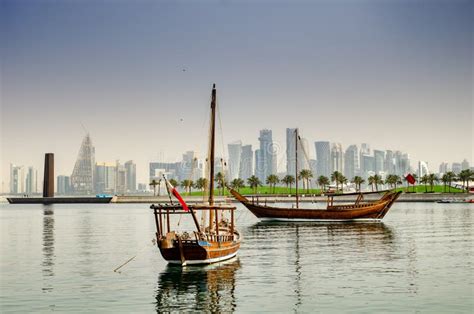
0;202;473;313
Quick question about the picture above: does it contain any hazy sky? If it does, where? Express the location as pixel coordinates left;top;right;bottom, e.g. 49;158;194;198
1;0;472;188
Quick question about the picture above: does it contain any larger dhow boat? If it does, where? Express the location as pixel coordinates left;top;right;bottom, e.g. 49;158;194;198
151;84;240;265
230;129;401;222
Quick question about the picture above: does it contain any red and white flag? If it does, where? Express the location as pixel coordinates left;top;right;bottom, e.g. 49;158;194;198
164;177;189;212
405;173;416;185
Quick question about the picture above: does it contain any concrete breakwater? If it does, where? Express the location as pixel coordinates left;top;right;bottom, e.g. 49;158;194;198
113;193;472;204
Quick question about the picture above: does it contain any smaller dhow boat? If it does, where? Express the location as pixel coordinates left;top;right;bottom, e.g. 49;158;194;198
151;84;240;265
230;129;401;222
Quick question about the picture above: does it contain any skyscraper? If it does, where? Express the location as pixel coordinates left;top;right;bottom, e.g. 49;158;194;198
124;160;137;192
57;175;71;195
228;141;242;181
286;128;297;176
344;145;359;180
239;144;253;181
418;161;429;178
315;141;331;178
115;161;127;195
9;164;25;194
95;162;116;194
384;150;394;174
330;143;343;174
461;159;470;170
256;129;276;182
452;163;462;174
25;166;37;194
71;134;95;195
374;150;385;174
439;162;449;175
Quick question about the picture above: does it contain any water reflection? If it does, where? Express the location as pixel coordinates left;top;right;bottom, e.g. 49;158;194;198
42;206;55;293
155;259;241;313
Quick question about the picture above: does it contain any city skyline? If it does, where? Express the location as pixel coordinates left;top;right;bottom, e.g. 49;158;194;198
1;0;472;189
4;130;471;194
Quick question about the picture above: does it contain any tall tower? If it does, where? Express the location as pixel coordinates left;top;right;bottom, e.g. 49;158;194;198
71;134;95;195
227;141;242;181
315;141;331;178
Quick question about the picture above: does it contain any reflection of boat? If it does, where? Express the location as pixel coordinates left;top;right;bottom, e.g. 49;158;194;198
155;259;240;312
151;84;240;265
230;128;400;221
437;198;472;204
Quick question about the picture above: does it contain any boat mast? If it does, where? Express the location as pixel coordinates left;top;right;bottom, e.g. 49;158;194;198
208;84;217;229
295;128;299;208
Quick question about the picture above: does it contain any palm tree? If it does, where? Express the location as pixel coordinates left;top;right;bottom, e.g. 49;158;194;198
215;172;226;196
458;169;473;192
441;173;449;193
299;169;313;193
427;174;439;192
247;175;262;194
180;179;193;195
281;175;295;193
420;175;429;193
339;175;348;192
230;178;245;192
317;176;330;193
266;174;280;194
372;174;383;191
331;171;342;191
411;174;418;193
194;177;208;193
351;176;365;192
386;174;402;189
445;171;456;193
149;179;159;196
368;176;375;192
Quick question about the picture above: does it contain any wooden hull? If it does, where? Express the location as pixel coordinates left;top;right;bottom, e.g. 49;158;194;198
158;237;241;265
231;189;401;221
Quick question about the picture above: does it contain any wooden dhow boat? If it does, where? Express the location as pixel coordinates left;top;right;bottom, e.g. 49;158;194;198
230;129;401;221
151;84;240;265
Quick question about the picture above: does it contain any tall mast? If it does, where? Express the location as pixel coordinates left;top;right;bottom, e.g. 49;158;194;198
208;84;217;206
295;128;299;208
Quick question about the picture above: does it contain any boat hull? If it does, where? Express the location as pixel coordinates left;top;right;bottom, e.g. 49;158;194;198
159;239;241;265
230;189;401;222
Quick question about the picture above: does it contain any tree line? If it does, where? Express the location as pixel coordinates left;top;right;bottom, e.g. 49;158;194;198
149;169;473;196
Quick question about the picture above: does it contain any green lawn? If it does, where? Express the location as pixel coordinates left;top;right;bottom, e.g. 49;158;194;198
181;185;466;196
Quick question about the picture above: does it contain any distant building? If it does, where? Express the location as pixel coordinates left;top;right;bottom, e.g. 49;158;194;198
25;166;37;194
180;151;200;181
9;164;25;194
149;162;180;183
115;161;127;195
137;183;148;192
374;150;385;174
330;143;343;174
439;162;449;175
124;160;136;192
95;162;116;194
239;144;253;181
361;155;375;179
418;161;429;178
57;175;71;195
315;141;331;178
71;134;95;195
461;159;470;171
344;145;359;180
286;128;297;176
359;143;371;176
256;129;276;181
451;162;462;174
384;150;394;174
228;141;242;181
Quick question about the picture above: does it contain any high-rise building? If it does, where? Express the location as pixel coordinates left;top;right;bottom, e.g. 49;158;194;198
239;144;253;181
95;162;116;194
374;150;385;174
330;143;343;174
124;160;136;192
9;164;25;194
256;129;276;182
344;145;359;180
315;141;331;178
418;161;429;178
115;161;127;195
286;128;297;176
180;151;199;181
384;150;394;174
57;175;71;195
361;155;375;178
149;162;180;182
71;134;95;195
25;166;37;194
439;162;449;174
228;141;242;181
452;163;462;174
461;159;470;170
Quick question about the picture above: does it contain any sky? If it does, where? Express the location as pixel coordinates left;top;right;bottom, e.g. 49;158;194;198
1;0;472;189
